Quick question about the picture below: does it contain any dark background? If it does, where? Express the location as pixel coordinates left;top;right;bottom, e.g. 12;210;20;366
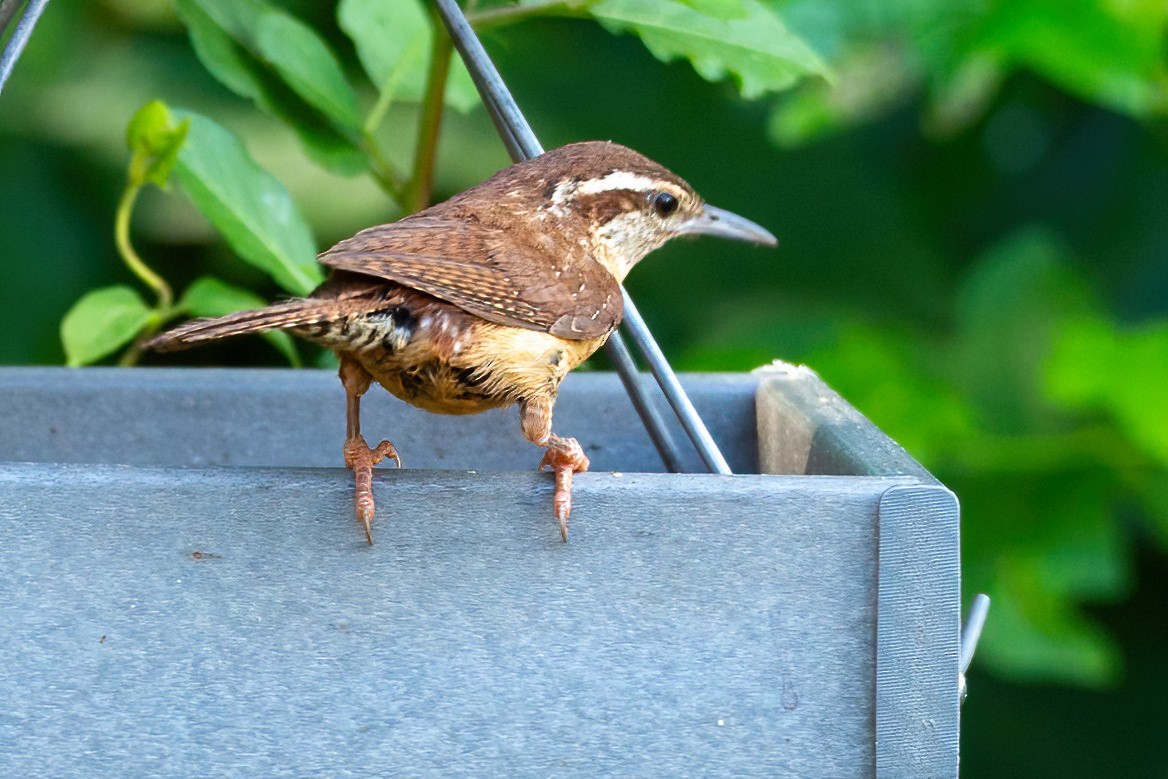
2;2;1166;774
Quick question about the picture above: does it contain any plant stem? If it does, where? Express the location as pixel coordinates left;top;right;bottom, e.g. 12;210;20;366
115;182;173;311
361;132;405;204
468;0;597;31
118;309;174;367
360;34;432;208
364;34;428;139
403;14;454;214
118;337;147;367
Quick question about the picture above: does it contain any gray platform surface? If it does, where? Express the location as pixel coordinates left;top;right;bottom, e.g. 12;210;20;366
0;464;916;777
0;367;960;777
0;368;758;475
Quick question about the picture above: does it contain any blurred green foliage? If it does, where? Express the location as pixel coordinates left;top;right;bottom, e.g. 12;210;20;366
56;0;836;367
2;1;1167;773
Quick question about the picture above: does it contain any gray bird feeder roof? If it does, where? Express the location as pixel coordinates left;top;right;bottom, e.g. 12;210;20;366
0;365;961;777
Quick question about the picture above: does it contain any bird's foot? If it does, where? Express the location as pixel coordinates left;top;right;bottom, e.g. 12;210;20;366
343;435;401;545
538;438;589;542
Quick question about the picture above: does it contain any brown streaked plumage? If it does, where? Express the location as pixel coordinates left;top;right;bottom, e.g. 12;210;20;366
147;140;776;544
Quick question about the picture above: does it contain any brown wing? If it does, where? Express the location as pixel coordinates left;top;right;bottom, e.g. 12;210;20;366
318;215;622;340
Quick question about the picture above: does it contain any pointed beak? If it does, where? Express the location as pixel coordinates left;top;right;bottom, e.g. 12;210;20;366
674;204;778;247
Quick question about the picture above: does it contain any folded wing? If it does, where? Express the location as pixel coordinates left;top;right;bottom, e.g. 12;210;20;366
318;215;622;341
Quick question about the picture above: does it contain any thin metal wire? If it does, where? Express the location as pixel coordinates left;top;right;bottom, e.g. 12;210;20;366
619;294;732;474
603;332;685;473
432;0;732;475
0;0;49;97
959;593;990;674
958;593;990;704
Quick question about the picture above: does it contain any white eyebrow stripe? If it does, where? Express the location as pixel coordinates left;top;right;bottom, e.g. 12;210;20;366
547;170;664;217
575;171;658;195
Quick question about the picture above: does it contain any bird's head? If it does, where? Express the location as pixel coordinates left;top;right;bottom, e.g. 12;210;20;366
499;141;777;282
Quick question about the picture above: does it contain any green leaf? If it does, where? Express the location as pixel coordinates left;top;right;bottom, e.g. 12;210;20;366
126;100;190;189
172;111;323;296
1030;477;1130;601
954;228;1098;431
338;0;482;114
288;123;370;177
1047;316;1168;467
175;0;368;176
672;0;747;19
178;275;264;316
804;324;973;467
968;0;1168;116
176;0;264;99
950;458;1130;686
60;286;154;367
254;10;362;132
976;564;1121;687
179;276;301;366
768;45;913;147
588;0;830;98
958;470;1128;689
181;0;266;40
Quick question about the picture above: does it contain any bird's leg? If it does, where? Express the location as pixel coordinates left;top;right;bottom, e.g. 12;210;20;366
339;355;400;545
520;397;589;541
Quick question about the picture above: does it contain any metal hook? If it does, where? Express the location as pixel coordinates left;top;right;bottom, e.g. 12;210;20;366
958;593;990;704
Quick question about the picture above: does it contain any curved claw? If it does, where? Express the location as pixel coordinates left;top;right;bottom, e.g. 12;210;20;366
356;493;375;545
539;438;589;542
371;440;401;468
344;435;400;545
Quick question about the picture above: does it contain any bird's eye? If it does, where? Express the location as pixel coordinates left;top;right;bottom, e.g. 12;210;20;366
651;191;679;218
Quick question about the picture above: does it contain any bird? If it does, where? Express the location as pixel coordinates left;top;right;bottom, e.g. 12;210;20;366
146;141;776;544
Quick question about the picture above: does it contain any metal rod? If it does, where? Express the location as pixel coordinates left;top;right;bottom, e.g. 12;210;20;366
959;593;990;674
0;0;49;97
604;331;685;473
958;593;990;704
619;293;732;475
432;0;731;475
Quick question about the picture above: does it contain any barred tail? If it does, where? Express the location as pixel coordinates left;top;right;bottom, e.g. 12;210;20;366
145;299;326;352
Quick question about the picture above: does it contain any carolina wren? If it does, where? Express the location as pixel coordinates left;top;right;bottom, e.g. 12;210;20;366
148;141;776;544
